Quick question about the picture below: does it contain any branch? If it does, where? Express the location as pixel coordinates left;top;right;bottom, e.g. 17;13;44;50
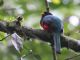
0;20;80;52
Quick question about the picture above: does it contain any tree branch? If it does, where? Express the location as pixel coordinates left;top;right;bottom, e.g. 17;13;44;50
0;20;80;52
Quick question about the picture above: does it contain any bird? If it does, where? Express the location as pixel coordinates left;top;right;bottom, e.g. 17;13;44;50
40;14;63;54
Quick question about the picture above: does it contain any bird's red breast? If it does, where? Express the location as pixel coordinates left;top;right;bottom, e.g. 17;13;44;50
41;23;49;30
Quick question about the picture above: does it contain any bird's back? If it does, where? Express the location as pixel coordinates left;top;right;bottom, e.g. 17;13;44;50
42;15;63;32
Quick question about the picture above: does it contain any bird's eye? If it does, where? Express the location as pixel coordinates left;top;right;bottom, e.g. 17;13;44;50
60;29;63;33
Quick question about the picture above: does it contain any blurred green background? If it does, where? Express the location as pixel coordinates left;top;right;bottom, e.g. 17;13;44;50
0;0;80;60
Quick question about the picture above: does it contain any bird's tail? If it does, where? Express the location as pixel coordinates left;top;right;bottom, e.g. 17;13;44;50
52;32;61;54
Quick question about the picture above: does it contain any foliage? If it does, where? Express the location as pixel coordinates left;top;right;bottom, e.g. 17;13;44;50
0;0;80;60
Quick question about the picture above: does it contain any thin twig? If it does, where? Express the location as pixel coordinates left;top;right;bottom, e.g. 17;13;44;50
0;34;11;41
45;0;49;12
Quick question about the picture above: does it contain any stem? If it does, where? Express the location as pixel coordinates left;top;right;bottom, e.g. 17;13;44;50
0;34;11;41
51;44;57;60
45;0;49;12
51;45;57;60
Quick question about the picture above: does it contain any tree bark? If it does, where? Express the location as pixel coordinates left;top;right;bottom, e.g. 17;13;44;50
0;20;80;52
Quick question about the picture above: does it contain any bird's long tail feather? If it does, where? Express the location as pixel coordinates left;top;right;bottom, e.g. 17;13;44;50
53;32;61;54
